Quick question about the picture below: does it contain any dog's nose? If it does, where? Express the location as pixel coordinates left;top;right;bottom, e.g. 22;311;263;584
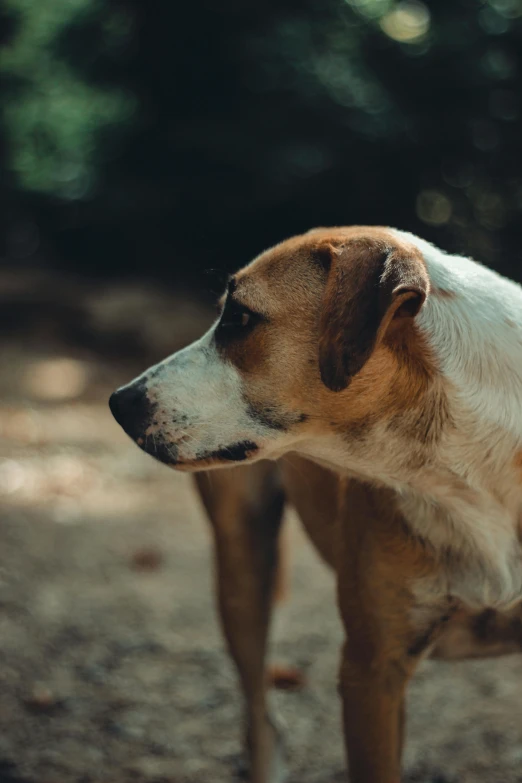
109;381;152;441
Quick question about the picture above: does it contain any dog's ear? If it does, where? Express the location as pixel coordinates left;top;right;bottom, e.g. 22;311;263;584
318;238;429;392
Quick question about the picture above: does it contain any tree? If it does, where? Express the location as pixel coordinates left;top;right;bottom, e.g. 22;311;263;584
1;0;521;281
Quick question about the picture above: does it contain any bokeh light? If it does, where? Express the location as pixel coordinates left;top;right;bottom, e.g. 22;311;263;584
380;1;430;43
23;358;89;401
416;190;452;226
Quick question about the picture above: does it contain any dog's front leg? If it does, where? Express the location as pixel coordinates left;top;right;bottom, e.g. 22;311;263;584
194;463;287;783
335;479;443;783
338;641;411;783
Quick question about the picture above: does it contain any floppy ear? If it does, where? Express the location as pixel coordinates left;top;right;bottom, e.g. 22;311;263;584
318;239;429;392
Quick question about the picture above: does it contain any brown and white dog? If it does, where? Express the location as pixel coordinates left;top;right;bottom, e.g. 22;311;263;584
110;226;522;783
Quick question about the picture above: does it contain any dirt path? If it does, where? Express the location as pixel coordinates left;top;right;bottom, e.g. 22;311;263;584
0;283;521;782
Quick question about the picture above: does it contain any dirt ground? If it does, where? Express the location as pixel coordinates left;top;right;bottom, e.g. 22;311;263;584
0;272;521;783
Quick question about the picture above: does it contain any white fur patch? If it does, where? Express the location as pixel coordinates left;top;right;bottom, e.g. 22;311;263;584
391;230;522;610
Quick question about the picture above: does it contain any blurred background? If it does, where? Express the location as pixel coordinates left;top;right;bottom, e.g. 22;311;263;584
0;1;522;781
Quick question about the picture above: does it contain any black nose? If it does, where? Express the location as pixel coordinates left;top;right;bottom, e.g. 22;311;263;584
109;381;152;441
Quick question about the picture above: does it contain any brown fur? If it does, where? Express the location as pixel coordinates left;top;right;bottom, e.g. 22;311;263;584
211;229;451;502
317;236;428;391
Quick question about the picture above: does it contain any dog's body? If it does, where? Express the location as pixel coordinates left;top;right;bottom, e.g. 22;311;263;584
195;456;522;783
110;227;522;783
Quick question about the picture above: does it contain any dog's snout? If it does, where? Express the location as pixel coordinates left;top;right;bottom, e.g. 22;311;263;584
109;382;151;441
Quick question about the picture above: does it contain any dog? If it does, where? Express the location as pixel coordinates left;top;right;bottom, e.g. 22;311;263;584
110;226;522;783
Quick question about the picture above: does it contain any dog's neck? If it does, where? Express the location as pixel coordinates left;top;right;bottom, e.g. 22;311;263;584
298;236;522;610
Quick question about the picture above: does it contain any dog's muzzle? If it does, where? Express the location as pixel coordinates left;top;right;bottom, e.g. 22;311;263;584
109;381;178;465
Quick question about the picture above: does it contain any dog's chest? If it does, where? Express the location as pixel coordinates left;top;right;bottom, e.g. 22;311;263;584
405;384;522;609
401;471;522;611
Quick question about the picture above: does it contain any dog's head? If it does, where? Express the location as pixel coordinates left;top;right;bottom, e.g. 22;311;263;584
110;227;434;472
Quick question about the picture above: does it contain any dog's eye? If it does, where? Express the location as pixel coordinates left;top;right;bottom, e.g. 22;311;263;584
220;309;251;330
220;301;253;328
216;299;260;340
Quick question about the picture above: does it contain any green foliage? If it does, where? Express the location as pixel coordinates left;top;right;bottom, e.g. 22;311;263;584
1;0;521;279
0;0;136;197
